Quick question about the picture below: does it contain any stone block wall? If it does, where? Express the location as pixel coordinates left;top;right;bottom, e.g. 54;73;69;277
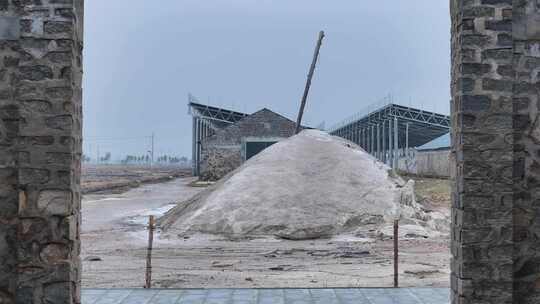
200;145;243;181
0;1;83;303
513;2;540;302
451;0;540;302
200;108;297;181
451;1;514;302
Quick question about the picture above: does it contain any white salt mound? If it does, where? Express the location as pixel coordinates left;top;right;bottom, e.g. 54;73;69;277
160;130;447;240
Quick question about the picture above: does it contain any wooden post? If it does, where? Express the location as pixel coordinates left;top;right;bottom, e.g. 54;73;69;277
393;220;399;288
145;215;155;289
295;31;325;134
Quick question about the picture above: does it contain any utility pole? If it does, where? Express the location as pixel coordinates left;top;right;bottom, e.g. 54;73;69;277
150;133;155;168
295;30;325;134
97;145;100;165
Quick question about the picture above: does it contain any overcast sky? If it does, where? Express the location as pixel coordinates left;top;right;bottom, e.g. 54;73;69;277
83;0;450;161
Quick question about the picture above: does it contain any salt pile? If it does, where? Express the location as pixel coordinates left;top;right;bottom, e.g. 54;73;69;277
160;130;447;240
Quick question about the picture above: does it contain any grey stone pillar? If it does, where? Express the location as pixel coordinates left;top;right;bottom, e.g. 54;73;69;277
514;3;540;302
0;1;84;303
451;0;512;302
451;0;540;303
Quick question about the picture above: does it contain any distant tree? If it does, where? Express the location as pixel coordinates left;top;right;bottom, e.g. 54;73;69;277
100;152;111;164
82;154;91;163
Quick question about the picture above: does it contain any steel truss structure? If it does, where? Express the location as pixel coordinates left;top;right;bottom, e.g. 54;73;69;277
328;103;450;168
189;101;248;176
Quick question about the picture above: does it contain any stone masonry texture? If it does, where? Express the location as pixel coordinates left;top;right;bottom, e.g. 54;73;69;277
200;108;297;181
513;2;540;303
451;0;540;303
0;1;83;304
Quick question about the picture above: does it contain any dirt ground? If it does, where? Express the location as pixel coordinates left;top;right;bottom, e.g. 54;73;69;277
81;175;451;289
407;175;451;216
82;164;191;194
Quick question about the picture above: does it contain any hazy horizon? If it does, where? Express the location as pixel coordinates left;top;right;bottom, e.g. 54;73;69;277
83;0;450;161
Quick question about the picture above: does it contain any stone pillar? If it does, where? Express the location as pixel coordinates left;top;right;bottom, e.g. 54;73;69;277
451;0;540;303
513;2;540;302
0;1;84;303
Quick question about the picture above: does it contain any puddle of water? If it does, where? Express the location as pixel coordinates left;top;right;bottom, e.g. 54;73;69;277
84;197;127;204
331;234;375;243
249;237;282;243
125;203;177;226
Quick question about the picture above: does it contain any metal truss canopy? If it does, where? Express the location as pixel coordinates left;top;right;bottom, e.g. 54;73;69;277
329;104;450;149
188;102;248;127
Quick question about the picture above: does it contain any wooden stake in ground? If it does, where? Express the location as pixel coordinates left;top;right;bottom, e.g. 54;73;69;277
295;30;325;134
145;215;155;289
394;220;399;288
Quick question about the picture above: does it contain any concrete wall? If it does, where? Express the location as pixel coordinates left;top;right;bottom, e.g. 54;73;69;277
0;1;83;303
200;108;296;181
398;149;450;178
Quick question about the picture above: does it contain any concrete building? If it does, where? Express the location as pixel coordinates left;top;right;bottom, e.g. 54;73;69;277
199;108;298;181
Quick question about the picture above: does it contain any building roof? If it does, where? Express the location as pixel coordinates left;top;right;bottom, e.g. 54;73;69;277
188;101;249;129
204;108;298;143
417;133;450;151
329;103;450;149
